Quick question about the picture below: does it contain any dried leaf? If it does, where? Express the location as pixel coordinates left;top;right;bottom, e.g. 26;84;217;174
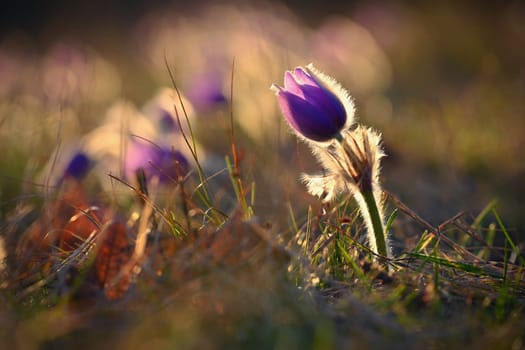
95;222;133;300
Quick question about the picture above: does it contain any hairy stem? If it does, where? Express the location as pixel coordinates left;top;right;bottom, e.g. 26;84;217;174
361;189;389;265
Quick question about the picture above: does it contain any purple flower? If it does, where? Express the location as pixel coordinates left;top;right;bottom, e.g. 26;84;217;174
187;71;227;114
272;64;354;142
125;139;189;184
157;108;179;133
64;152;92;180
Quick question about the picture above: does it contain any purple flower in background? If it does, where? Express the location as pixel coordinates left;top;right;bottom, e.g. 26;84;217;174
157;108;179;132
141;88;194;135
271;64;355;142
125;139;189;184
187;70;227;114
64;152;92;180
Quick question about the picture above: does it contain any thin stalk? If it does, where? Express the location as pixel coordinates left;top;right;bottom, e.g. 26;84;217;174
362;189;388;261
334;131;389;266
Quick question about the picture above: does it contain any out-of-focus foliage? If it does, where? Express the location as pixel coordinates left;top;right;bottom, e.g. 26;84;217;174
1;1;523;231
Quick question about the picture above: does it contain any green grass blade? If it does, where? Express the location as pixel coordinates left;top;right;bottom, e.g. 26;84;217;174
492;208;524;265
472;199;498;229
409;252;504;278
384;208;398;234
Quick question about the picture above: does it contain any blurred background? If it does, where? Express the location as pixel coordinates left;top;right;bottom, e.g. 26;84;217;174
1;0;524;236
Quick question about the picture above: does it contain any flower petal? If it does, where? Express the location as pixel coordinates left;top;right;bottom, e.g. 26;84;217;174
65;152;92;180
283;71;305;98
296;84;346;131
293;67;317;87
278;91;342;142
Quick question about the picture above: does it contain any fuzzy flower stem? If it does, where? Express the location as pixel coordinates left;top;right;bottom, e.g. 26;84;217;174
361;189;388;261
335;135;389;266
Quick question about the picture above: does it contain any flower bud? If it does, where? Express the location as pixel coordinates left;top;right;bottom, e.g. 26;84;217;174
271;64;354;142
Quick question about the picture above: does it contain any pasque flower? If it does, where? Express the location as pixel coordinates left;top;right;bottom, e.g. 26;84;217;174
49;150;93;187
64;152;92;180
187;70;227;114
125;138;189;184
273;64;392;266
271;64;355;142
